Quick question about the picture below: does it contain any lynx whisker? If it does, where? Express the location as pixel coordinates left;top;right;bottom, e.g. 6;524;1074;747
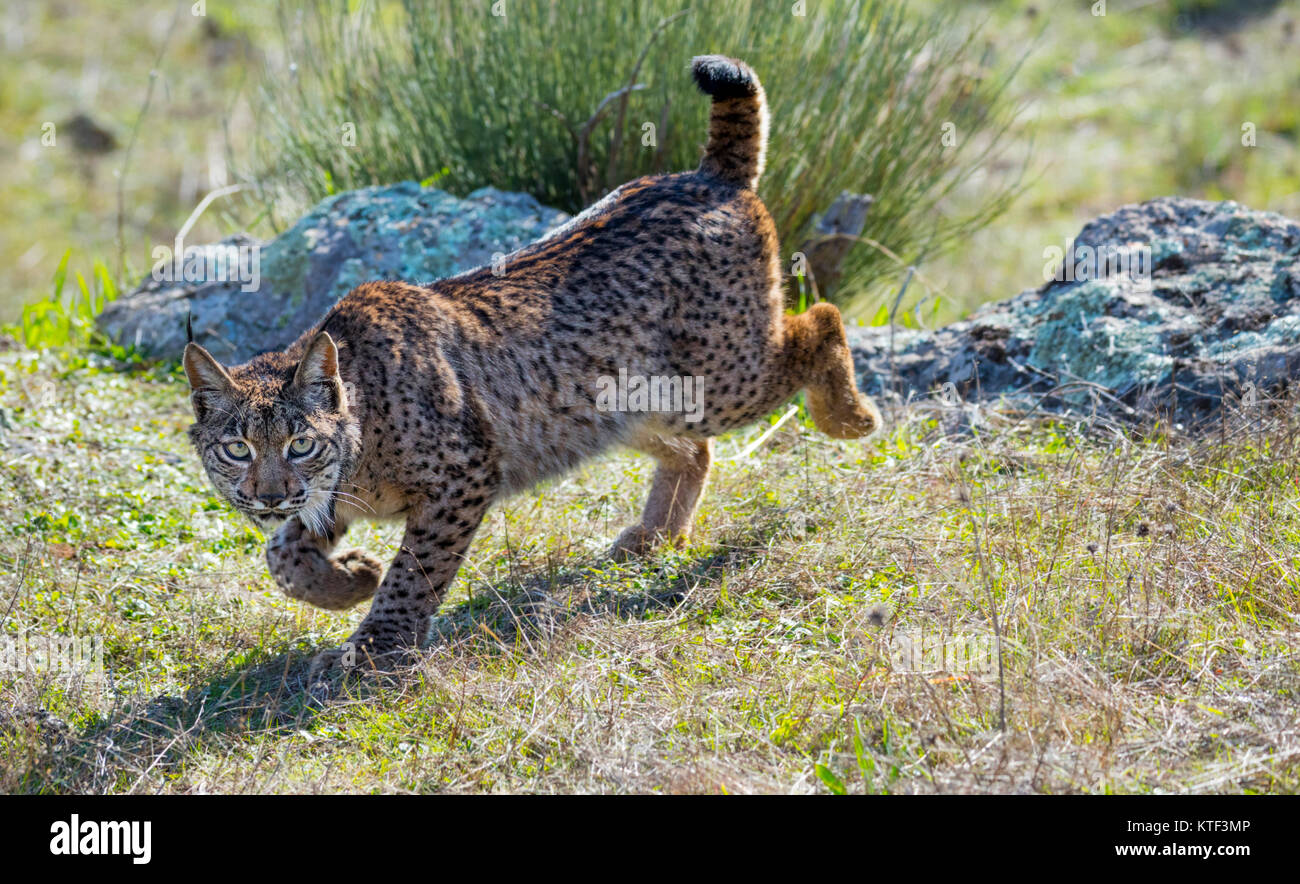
321;488;376;514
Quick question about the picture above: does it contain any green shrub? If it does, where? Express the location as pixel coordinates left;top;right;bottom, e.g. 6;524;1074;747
2;249;146;364
9;250;116;349
249;0;1023;312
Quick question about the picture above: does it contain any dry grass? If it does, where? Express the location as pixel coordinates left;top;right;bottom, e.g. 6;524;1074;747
1;346;1297;793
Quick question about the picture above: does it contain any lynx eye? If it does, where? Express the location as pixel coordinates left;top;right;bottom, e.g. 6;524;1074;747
288;437;316;458
222;440;251;461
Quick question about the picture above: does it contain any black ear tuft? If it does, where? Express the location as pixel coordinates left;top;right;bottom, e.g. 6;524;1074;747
186;311;194;344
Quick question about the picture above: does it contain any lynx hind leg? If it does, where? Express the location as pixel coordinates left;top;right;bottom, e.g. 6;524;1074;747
784;302;881;439
267;517;383;611
610;436;713;560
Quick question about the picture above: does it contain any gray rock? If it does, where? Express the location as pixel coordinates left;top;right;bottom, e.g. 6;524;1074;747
99;183;570;363
104;187;1297;428
848;197;1300;425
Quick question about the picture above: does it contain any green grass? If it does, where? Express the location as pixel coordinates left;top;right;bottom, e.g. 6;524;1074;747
10;250;117;350
248;0;1024;311
2;346;1297;793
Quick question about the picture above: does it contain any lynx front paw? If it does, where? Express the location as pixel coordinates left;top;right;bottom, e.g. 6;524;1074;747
306;631;409;685
269;541;383;611
326;549;384;607
307;647;351;686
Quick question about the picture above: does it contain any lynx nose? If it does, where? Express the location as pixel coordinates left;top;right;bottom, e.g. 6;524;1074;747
256;491;287;508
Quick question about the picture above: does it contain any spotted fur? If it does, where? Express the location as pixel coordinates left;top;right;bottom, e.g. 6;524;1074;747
183;55;881;678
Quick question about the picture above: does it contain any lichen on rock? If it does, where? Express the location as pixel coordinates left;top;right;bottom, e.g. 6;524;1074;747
99;183;570;363
848;197;1300;424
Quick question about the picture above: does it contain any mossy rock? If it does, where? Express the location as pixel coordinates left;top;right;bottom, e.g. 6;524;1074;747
99;183;569;363
848;197;1300;426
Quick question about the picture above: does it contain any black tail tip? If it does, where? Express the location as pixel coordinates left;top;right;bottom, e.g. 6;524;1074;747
691;55;758;99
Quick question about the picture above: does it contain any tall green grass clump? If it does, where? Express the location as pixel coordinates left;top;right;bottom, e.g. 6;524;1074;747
250;0;1023;312
8;250;119;349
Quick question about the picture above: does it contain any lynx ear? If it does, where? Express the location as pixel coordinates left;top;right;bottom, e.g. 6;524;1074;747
183;343;233;421
294;332;339;385
183;343;233;393
293;332;345;409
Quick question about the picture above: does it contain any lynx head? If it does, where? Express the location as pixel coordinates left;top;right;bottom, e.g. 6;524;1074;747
182;332;361;534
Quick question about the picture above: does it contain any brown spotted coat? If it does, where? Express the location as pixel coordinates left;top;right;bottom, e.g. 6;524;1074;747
182;56;880;676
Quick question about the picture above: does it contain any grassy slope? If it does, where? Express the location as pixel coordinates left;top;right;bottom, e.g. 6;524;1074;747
3;0;1299;794
2;349;1297;793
